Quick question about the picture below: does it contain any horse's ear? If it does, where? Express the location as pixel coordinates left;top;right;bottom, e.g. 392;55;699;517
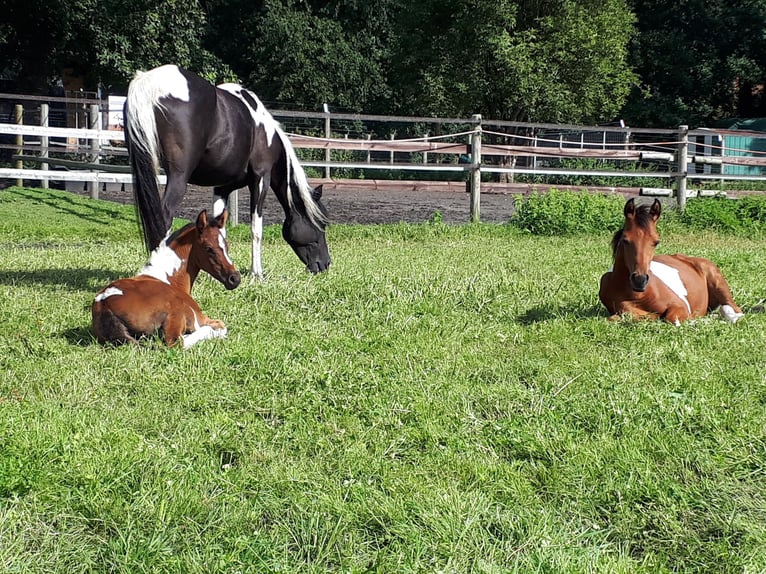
218;209;229;228
650;198;662;221
624;198;636;218
312;184;324;201
196;210;209;232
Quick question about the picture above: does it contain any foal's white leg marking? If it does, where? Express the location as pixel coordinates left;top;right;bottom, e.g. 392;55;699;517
94;287;123;302
650;261;691;314
181;312;229;349
182;325;214;348
720;304;744;323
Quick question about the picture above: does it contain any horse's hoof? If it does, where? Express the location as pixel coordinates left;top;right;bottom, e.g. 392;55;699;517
720;305;744;323
212;327;228;339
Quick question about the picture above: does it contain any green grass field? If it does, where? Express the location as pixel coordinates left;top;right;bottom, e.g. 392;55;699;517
1;187;765;573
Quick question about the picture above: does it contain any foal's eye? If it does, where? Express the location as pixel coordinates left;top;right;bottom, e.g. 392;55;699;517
654;241;660;247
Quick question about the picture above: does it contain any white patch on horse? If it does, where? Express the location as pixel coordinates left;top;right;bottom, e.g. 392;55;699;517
139;236;183;284
251;212;263;278
94;287;123;302
650;260;691;314
149;64;190;102
212;197;226;217
216;83;277;145
218;233;233;265
719;304;744;323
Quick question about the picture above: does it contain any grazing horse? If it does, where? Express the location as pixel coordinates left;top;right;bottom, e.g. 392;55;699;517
124;64;330;276
599;198;743;325
92;210;241;347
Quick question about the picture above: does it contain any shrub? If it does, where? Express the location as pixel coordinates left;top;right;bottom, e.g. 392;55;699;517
510;189;625;235
680;195;766;235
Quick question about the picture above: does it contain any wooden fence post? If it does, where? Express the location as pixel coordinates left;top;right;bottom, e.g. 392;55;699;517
470;114;482;223
40;103;49;189
323;104;331;179
15;104;23;187
88;103;100;199
676;124;689;211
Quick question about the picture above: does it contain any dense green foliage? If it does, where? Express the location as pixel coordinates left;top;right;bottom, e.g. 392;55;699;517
512;190;766;236
511;190;631;235
1;187;766;572
624;0;766;126
3;0;765;125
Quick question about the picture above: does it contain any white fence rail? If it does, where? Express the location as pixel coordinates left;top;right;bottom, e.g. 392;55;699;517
3;97;766;220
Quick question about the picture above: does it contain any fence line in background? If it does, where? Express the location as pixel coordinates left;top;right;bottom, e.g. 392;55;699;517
3;95;766;221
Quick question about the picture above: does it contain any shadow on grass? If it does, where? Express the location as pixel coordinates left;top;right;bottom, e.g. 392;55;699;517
4;187;129;225
516;303;605;324
0;268;123;292
61;326;96;347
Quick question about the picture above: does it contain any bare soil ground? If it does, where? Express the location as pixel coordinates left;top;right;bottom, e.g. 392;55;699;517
86;184;518;226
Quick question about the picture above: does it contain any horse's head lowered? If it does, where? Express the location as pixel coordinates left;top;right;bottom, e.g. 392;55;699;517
283;184;331;274
612;198;662;292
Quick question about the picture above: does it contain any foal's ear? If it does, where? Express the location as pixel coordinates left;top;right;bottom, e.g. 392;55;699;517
624;198;636;218
196;210;209;231
650;198;662;221
218;209;229;228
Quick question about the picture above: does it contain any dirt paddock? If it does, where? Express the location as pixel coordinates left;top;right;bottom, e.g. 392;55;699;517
85;182;519;226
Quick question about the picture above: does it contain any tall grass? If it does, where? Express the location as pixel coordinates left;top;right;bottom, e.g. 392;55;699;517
1;187;765;573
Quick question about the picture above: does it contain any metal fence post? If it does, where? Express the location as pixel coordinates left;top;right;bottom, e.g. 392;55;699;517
676;124;689;211
470;114;482;223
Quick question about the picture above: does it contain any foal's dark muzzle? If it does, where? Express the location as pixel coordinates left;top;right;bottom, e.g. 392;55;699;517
225;271;242;289
630;273;649;292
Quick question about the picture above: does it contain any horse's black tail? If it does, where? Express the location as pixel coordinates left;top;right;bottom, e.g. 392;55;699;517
124;72;170;252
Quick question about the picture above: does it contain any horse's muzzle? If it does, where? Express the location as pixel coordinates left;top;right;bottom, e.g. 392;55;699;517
307;259;331;274
225;272;242;289
630;273;649;292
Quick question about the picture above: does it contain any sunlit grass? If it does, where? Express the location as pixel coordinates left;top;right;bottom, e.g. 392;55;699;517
1;187;765;573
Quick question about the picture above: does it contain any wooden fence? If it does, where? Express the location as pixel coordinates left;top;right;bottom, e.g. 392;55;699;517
3;92;766;221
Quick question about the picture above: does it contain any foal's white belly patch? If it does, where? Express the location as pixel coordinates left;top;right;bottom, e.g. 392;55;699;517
650;261;691;313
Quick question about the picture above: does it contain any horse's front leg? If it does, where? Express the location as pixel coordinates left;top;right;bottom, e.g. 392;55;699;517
179;316;228;348
248;172;269;280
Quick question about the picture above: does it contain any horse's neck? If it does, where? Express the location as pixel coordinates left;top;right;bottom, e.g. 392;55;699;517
142;239;199;294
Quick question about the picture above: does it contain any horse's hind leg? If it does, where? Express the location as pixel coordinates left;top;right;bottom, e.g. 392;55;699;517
705;263;743;322
92;304;137;345
162;171;190;235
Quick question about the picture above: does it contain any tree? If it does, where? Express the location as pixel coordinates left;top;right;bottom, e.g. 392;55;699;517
388;0;637;123
0;0;230;93
623;0;766;127
204;0;394;112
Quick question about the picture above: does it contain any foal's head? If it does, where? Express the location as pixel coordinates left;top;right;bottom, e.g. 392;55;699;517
191;210;241;290
613;198;662;292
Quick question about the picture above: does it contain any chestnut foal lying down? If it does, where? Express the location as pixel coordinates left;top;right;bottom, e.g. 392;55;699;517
92;210;241;347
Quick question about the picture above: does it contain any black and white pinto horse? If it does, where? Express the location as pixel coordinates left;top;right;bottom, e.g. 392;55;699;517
124;64;331;276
